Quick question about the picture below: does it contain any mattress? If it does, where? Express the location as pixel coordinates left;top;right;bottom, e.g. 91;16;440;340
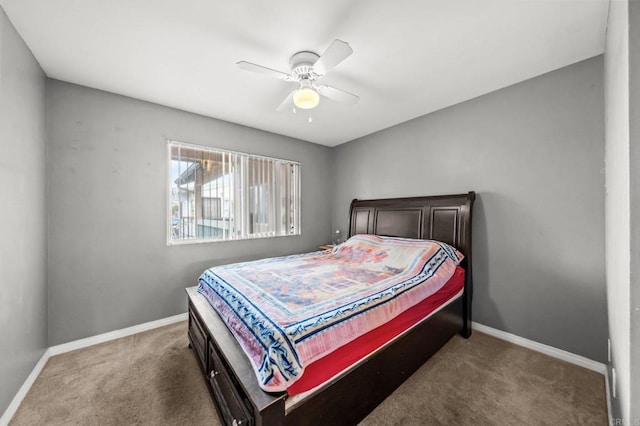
197;234;464;393
286;265;465;398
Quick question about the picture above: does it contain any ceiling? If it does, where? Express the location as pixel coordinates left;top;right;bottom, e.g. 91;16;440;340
0;0;609;147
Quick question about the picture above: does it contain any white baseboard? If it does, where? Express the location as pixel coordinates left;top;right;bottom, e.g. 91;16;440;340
472;321;607;375
0;349;51;426
0;312;188;425
473;321;611;422
48;312;188;356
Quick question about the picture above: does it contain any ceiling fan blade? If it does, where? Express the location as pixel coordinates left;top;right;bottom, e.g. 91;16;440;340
316;84;359;105
312;39;353;76
237;61;292;80
276;90;296;112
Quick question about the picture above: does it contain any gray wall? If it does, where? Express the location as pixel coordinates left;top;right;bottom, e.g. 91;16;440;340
46;80;333;345
332;56;607;362
0;7;47;417
629;1;639;421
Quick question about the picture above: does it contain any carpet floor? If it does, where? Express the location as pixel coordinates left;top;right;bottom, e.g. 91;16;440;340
9;321;607;425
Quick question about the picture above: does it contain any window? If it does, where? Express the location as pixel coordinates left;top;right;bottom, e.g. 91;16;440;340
168;141;301;244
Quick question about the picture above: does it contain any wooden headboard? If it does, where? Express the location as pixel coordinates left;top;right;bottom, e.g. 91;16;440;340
348;192;475;258
348;191;476;335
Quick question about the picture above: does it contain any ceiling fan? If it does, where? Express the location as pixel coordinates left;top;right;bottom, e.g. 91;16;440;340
237;39;359;112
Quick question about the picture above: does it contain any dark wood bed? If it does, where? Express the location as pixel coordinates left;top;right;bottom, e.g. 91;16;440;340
186;191;475;426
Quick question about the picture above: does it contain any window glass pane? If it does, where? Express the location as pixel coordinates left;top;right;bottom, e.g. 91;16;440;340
168;141;300;244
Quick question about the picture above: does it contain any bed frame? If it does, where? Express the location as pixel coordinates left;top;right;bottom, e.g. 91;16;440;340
186;191;475;426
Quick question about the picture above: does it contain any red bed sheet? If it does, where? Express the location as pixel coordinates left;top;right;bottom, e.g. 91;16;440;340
287;266;466;396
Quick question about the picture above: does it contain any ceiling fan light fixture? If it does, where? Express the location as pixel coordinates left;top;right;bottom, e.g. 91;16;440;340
238;39;357;112
293;87;320;110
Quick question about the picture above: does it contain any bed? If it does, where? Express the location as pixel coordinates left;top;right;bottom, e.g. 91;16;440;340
186;191;475;425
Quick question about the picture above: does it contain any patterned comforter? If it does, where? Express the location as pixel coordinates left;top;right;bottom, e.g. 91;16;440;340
197;234;463;392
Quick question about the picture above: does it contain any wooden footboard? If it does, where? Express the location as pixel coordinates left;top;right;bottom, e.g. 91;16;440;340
187;287;463;426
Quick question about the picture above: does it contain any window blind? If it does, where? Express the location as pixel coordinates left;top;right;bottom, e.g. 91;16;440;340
168;141;300;244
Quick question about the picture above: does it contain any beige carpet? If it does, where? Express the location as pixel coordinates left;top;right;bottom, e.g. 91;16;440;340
10;321;607;425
